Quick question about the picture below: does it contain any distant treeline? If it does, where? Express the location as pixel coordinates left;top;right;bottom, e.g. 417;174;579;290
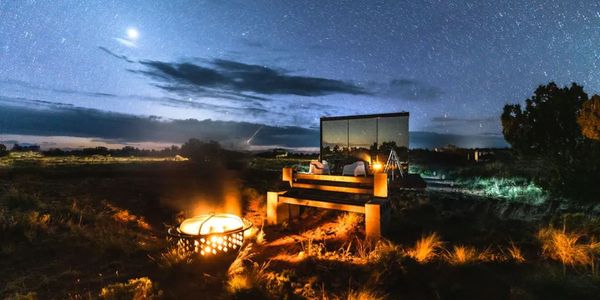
41;145;181;157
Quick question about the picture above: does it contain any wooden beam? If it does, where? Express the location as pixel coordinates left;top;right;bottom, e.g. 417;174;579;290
295;173;373;184
282;168;293;187
291;182;372;194
373;173;388;198
278;196;365;214
365;201;382;240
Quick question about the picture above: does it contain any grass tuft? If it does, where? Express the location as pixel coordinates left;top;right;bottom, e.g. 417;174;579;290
445;245;478;265
407;233;444;263
538;226;598;273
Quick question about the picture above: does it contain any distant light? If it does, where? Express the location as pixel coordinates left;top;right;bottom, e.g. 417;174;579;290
127;28;139;40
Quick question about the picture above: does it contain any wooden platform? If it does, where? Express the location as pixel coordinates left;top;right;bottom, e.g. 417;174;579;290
267;168;390;240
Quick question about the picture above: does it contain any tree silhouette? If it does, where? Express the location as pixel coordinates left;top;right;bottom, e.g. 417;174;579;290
501;82;587;158
501;82;600;202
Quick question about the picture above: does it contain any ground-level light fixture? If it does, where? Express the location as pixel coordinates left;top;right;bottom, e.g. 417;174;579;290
168;213;253;256
371;161;383;173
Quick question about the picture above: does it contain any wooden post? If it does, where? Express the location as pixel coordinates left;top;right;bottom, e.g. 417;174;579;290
267;191;297;225
282;167;293;187
365;201;382;240
267;191;280;225
373;173;388;198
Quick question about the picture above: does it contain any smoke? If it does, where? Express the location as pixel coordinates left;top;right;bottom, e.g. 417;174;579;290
159;167;243;218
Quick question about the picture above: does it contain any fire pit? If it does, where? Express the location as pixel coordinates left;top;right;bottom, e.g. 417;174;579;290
168;213;253;256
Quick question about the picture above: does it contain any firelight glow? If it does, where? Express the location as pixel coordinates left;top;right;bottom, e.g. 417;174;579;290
178;213;244;236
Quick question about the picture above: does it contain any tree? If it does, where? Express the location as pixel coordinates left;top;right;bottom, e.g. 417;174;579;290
577;95;600;141
501;82;587;158
501;82;600;201
179;139;223;163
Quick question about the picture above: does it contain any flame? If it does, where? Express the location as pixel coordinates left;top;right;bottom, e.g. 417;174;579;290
179;213;244;236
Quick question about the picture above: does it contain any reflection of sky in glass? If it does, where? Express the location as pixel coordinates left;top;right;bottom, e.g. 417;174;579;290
378;116;409;148
322;115;409;149
349;118;376;148
322;119;347;148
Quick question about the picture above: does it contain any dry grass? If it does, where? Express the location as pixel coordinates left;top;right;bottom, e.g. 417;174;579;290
155;245;193;268
538;226;599;273
226;243;275;296
299;237;325;259
506;243;526;263
407;233;444;263
336;213;363;234
347;288;386;300
99;277;159;299
355;237;376;261
445;245;479;265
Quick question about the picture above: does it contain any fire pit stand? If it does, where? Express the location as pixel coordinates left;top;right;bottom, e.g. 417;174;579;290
167;213;253;256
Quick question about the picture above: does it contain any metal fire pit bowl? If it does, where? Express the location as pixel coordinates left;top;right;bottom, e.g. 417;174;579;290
167;213;253;256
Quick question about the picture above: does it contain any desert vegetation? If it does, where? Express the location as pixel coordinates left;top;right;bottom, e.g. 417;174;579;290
2;152;600;299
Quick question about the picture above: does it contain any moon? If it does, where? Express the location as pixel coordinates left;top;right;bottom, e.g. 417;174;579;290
127;28;139;40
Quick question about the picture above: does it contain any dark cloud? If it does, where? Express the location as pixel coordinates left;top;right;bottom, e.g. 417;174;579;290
0;96;318;148
98;46;135;63
131;58;367;98
373;79;442;101
1;78;118;98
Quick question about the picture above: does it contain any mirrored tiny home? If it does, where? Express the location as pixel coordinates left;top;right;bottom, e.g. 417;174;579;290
320;112;409;175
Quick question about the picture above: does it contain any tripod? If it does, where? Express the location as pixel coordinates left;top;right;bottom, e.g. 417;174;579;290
384;149;403;179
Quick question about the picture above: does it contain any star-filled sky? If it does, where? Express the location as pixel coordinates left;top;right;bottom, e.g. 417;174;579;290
1;0;599;149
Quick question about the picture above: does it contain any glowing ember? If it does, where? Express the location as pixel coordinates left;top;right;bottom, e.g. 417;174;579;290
179;213;244;236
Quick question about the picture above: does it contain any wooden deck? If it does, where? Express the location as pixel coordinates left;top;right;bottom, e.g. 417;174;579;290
267;168;390;240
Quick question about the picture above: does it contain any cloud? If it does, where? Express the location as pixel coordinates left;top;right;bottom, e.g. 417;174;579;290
0;96;318;148
114;37;137;48
98;46;135;63
130;58;367;99
0;78;118;98
372;79;442;101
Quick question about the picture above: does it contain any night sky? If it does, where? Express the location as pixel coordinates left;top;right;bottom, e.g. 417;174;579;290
1;1;599;149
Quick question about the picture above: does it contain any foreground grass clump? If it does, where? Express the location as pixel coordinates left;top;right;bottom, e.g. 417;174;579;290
407;233;444;263
445;245;479;265
538;226;600;273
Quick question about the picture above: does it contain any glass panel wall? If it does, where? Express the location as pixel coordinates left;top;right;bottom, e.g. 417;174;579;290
376;116;409;162
321;113;409;173
321;119;348;160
